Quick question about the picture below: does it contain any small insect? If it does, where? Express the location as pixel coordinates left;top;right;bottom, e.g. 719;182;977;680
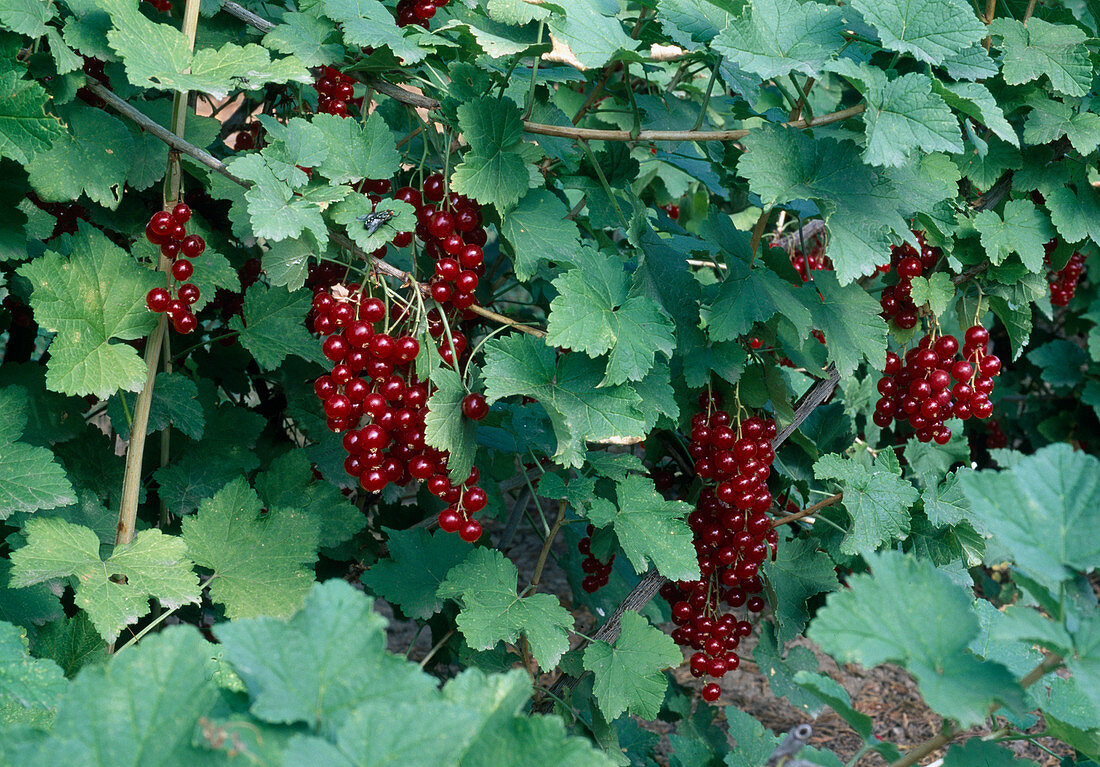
357;209;396;235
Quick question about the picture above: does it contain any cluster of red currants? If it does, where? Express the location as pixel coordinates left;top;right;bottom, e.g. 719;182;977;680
789;238;832;282
315;67;360;118
872;325;1002;442
577;525;615;593
879;235;941;330
308;285;489;541
143;204;206;334
393;175;488;313
1045;240;1086;307
395;0;449;27
661;203;680;220
660;393;779;702
985;418;1007;450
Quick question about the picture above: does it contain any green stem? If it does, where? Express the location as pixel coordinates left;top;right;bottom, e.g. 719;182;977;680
521;21;545;120
692;55;722;131
580;140;628;230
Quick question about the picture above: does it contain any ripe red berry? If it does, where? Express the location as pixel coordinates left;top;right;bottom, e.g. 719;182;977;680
178;283;200;305
458;518;482;542
146;287;171;312
462;393;488;420
701;683;721;702
172;311;198;334
171;259;193;281
422;174;445;202
898;256;923;279
964;325;989;348
181;234;205;258
171;202;191;225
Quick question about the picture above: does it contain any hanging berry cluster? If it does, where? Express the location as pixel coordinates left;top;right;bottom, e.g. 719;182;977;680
308;284;489;542
315;67;360;118
395;0;450;27
394;175;487;313
872;325;1002;441
577;525;615;593
143;204;206;335
879;234;941;330
1045;240;1086;307
660;393;778;703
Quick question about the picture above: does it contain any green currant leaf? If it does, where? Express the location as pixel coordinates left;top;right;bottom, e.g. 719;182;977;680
229;284;327;370
738;124;911;284
762;536;839;644
500;188;582;282
806;270;888;378
102;0;310;98
933;81;1018;148
712;0;845;80
828;64;962;168
582;611;681;720
182;477;320;619
809;550;1023;727
990;18;1092;97
438;547;574;669
959;443;1100;591
814;450;920;555
0;620;66;724
107;372;205;442
585;474;699;581
545;0;640;70
547;248;675;386
701;260;813;343
1045;183;1100;247
0;68;64;165
254;450;365;549
263;10;343;68
851;0;985;65
320;0;431;64
450;97;535;211
16;224;160;398
424;367;479;484
27;627;220;763
942;740;1039;767
26;105;133;209
361;527;472;620
9;518;199;642
482;334;650;468
973;199;1054;273
1022;97;1100;156
0;390;74;517
215;580;436;734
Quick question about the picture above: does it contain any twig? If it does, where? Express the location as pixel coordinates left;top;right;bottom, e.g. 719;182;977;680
529;500;566;589
773;365;840;447
771;492;843;528
771;219;827;251
221;0;273;32
749;207;770;256
418;628;456;669
1022;0;1037;23
886;652;1063;767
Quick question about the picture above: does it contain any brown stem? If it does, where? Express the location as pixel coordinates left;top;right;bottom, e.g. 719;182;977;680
771;492;843;528
749;207;770;256
771;219;827;252
788;77;815;123
886;653;1063;767
530;500;566;589
1022;0;1037;22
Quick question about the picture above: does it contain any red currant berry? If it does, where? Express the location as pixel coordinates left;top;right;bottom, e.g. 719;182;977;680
172;311;198;334
701;683;721;702
181;234;206;258
146;287;171;313
171;259;193;281
462;393;488;420
422;173;445;202
178;283;200;305
170;202;191;225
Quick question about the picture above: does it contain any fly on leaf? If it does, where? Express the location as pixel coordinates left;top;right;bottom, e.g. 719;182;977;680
357;209;396;235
